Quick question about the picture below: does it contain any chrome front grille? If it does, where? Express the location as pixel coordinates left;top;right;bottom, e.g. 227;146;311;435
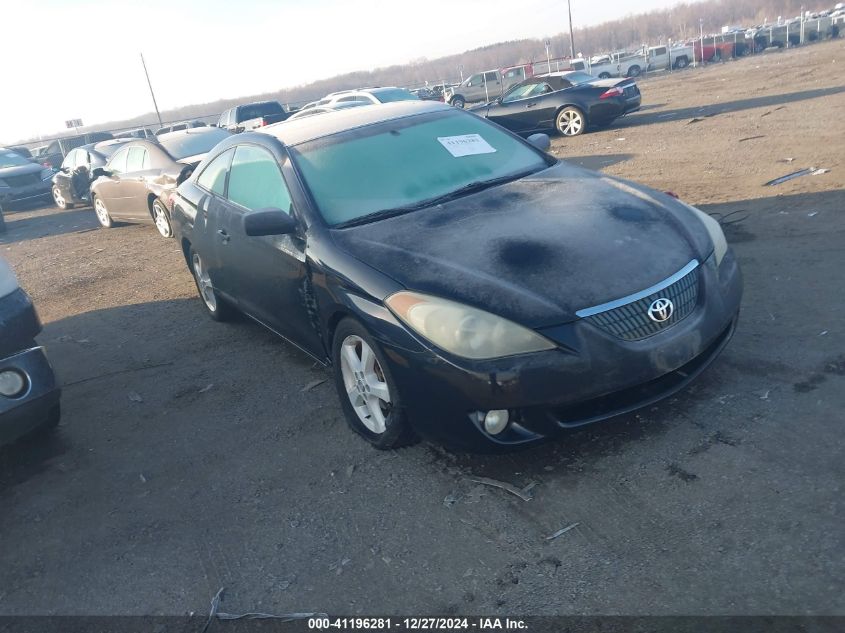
578;261;700;341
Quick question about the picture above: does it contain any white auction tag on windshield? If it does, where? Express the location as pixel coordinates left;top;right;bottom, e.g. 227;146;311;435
437;134;497;157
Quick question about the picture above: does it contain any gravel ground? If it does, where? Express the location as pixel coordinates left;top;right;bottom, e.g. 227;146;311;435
1;40;843;617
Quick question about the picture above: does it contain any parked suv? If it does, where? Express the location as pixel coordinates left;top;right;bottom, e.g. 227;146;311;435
0;148;54;207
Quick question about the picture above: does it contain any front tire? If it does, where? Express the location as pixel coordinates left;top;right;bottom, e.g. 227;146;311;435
190;248;235;321
555;106;586;137
93;195;112;228
332;318;417;449
450;95;466;108
52;186;73;210
151;198;173;238
598;72;612;79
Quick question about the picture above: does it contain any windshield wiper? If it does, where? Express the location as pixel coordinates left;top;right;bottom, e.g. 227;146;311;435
333;170;540;229
334;169;542;229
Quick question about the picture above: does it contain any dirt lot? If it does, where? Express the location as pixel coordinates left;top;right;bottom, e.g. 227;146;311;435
1;40;844;617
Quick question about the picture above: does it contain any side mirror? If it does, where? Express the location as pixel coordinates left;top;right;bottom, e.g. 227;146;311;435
527;133;551;152
91;167;109;179
243;208;298;236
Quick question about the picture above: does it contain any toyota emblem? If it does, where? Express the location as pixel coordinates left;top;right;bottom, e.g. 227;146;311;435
647;298;674;323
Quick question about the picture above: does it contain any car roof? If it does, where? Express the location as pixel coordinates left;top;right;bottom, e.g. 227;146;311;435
261;100;450;146
156;127;221;142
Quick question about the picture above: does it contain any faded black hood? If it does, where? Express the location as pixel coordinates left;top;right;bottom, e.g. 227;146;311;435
331;162;713;327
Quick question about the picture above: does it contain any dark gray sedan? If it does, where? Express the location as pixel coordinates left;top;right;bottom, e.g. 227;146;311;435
90;128;230;237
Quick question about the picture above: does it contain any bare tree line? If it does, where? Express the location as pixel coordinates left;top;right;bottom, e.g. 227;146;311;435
16;0;828;143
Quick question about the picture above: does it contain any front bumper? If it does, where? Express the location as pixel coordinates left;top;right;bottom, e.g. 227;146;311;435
0;346;61;446
370;251;742;451
0;180;52;205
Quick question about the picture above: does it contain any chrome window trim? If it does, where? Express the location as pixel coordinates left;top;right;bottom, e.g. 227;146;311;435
575;259;700;319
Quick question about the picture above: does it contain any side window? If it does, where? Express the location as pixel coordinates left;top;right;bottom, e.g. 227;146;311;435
76;150;90;169
654;47;667;56
227;145;292;213
196;148;234;195
126;147;147;172
467;74;482;87
109;147;130;174
485;71;499;83
47;141;61;155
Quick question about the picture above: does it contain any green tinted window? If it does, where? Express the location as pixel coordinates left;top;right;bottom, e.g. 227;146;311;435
290;110;548;226
197;148;233;195
227;145;292;213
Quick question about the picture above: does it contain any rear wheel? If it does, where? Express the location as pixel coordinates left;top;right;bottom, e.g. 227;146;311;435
626;65;642;77
555;106;586;137
332;318;417;449
151;198;173;238
93;195;112;228
52;186;73;210
675;56;689;69
190;248;235;321
450;95;466;108
598;72;612;79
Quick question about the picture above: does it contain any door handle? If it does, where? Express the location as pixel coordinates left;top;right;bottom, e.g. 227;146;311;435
526;102;538;108
217;229;230;243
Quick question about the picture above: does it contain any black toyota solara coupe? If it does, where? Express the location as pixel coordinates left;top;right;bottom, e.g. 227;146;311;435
170;101;741;452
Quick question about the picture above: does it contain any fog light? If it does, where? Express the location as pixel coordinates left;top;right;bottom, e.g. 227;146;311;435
483;409;510;435
0;369;27;397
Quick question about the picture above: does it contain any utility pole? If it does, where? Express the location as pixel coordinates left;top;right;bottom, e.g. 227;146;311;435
567;0;576;58
140;52;163;128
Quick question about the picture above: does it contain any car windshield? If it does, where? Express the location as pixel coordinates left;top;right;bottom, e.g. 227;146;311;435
372;89;418;103
502;82;550;102
158;129;230;160
566;71;597;84
0;150;31;168
290;110;549;227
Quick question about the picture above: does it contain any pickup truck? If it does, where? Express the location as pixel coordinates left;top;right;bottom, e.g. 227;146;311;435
217;101;290;133
642;45;695;70
444;69;528;108
569;52;647;78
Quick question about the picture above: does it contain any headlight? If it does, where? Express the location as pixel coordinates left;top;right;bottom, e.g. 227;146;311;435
681;201;727;266
40;168;56;181
385;291;556;360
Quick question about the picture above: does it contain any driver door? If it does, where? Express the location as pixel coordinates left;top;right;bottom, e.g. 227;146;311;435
215;143;324;357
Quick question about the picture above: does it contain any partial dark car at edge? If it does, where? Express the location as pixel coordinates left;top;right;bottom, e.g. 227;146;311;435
0;148;55;208
0;257;61;447
170;101;741;452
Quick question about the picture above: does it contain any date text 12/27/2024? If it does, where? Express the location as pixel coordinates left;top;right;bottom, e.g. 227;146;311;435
308;617;528;630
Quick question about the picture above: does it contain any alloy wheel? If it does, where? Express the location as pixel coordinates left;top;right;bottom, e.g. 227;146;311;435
52;187;66;209
339;335;392;434
94;198;111;227
192;252;217;312
152;200;172;237
558;110;584;136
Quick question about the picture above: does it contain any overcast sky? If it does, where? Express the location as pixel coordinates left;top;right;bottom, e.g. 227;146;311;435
3;0;684;142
